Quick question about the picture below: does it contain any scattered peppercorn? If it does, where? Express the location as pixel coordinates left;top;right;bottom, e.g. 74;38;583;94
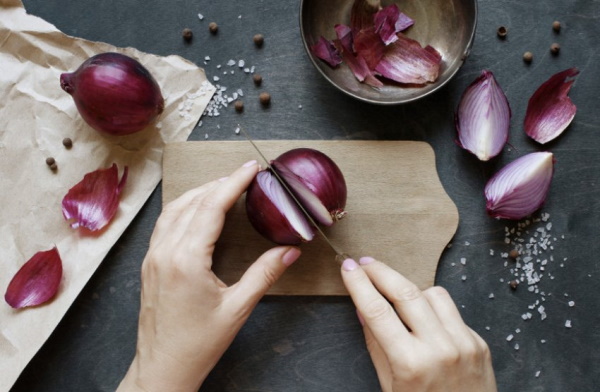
45;157;55;166
49;163;58;171
509;280;519;290
523;51;533;63
209;22;218;34
252;73;263;86
497;26;507;39
62;137;73;149
253;33;264;47
552;20;561;32
182;28;193;41
259;92;271;106
234;100;244;113
509;249;520;259
550;42;560;55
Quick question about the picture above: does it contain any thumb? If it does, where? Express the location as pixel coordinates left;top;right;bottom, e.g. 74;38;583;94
231;246;301;308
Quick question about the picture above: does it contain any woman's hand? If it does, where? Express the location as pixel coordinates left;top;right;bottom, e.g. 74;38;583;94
118;160;301;392
341;257;497;392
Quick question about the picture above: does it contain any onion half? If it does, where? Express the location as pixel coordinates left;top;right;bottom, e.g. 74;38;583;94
485;152;555;220
456;70;511;161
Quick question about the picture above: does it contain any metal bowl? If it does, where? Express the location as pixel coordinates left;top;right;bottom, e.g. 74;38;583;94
300;0;478;104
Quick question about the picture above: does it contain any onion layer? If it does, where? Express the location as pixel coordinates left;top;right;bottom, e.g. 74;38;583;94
60;52;164;136
524;68;579;144
245;148;347;245
5;247;63;309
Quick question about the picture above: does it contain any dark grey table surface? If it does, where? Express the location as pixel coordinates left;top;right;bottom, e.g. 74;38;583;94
12;1;600;391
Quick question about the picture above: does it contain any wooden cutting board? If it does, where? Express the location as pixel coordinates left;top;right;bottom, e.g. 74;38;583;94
162;141;458;295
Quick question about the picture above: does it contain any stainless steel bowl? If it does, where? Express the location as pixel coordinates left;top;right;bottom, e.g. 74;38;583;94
300;0;478;104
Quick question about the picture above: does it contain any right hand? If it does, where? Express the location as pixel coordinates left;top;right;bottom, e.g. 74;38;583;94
340;256;497;392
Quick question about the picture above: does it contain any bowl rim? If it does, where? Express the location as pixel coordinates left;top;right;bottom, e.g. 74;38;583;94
299;0;479;105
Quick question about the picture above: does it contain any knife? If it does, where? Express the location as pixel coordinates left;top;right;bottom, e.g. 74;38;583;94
238;124;351;264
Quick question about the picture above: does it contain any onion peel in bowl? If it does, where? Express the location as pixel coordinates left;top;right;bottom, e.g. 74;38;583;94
485;152;555;220
456;70;511;161
62;163;128;231
310;0;441;88
524;68;579;144
5;247;63;309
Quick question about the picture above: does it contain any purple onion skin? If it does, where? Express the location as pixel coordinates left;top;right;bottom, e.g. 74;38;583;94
60;52;164;136
246;171;312;245
274;148;347;224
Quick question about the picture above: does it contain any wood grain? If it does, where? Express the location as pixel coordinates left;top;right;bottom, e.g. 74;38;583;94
162;141;458;295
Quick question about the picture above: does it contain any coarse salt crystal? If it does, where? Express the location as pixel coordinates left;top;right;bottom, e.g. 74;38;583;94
205;56;211;61
461;275;467;281
565;320;572;328
489;293;495;299
506;334;514;341
198;13;204;20
460;257;466;265
213;76;220;82
514;343;520;350
535;370;541;378
568;301;575;307
238;60;245;68
227;59;236;66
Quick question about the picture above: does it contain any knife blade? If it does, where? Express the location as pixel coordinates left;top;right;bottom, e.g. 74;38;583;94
238;124;351;263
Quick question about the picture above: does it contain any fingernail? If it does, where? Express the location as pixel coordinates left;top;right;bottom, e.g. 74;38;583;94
359;256;375;265
243;159;257;168
282;247;301;266
218;176;229;182
356;309;365;326
342;258;358;271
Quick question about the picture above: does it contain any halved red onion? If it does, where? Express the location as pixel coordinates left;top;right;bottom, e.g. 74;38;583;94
373;4;414;45
374;34;442;85
246;170;315;245
245;148;347;245
310;37;343;67
5;247;63;309
62;163;128;231
524;68;579;144
485;152;555;220
272;148;347;226
456;70;511;161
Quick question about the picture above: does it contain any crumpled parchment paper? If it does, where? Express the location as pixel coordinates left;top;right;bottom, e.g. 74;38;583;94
0;1;215;389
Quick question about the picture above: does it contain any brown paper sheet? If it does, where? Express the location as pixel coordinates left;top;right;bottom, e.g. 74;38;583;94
0;1;215;390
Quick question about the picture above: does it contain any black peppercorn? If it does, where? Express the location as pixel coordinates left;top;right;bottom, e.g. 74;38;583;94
50;163;58;171
252;73;263;86
209;22;218;34
182;28;193;41
509;249;519;259
497;26;507;39
509;280;519;290
46;157;55;166
62;137;73;149
552;20;561;32
259;92;271;106
523;51;533;63
253;33;264;47
550;42;560;55
234;100;244;113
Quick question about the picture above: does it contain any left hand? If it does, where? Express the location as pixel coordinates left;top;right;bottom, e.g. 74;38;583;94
118;160;301;392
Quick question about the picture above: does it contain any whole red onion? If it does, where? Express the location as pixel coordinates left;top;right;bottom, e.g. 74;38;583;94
246;148;347;245
60;52;164;136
